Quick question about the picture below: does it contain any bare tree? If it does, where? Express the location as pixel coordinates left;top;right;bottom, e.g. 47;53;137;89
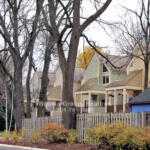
0;0;44;130
42;0;112;128
26;48;36;118
38;32;55;116
113;0;150;89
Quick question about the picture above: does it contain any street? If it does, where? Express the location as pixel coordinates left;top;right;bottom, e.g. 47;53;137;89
0;144;48;150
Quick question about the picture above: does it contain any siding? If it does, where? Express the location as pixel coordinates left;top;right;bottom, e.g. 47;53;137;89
81;55;99;84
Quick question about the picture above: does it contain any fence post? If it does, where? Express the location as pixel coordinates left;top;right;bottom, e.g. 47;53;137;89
141;112;145;128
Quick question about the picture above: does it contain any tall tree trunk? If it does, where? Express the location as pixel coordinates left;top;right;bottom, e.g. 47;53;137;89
38;38;53;117
59;0;80;129
144;61;149;89
61;65;76;129
26;51;33;118
13;62;24;131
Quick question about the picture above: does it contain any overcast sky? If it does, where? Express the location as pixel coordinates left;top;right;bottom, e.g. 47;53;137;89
79;0;138;54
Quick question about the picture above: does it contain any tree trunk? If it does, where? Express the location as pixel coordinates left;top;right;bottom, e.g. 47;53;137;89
144;61;149;89
13;63;24;131
26;51;33;118
61;65;76;129
38;39;53;117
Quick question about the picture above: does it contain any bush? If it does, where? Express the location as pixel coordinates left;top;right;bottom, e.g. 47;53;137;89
41;123;68;143
11;131;22;143
31;131;42;144
0;130;23;143
0;131;10;141
67;129;78;144
86;123;150;149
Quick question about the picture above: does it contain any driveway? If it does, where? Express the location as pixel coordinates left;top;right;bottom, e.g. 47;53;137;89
0;144;48;150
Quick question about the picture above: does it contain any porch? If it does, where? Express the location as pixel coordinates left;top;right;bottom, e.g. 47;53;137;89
75;90;105;113
105;86;142;113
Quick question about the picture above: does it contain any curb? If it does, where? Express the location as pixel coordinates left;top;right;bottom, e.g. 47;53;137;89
0;144;48;150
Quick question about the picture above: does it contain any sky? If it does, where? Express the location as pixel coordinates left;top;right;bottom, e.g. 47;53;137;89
79;0;138;54
0;0;139;71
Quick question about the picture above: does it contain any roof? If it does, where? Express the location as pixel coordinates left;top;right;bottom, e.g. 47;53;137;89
77;78;105;92
47;86;61;101
106;69;143;88
32;71;56;86
98;54;130;72
130;88;150;105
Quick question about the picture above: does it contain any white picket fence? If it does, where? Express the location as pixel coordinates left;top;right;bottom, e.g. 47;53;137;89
22;112;150;141
76;112;150;142
22;115;62;137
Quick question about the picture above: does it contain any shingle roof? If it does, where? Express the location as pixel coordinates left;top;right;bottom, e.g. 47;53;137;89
47;86;61;101
129;88;150;105
106;69;143;88
98;54;130;72
77;78;105;92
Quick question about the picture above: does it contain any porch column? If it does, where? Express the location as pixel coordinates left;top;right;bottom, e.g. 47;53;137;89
105;91;108;113
81;93;83;113
123;89;126;113
114;89;117;113
88;92;91;113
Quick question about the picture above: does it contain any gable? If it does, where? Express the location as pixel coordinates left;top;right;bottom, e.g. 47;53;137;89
81;54;100;84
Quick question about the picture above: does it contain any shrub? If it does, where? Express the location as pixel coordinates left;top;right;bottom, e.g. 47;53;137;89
0;131;10;141
85;123;126;144
67;129;78;144
86;123;150;149
11;131;22;143
41;123;68;143
31;131;42;144
0;130;22;143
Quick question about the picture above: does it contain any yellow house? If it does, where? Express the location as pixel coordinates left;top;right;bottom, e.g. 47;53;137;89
105;47;150;113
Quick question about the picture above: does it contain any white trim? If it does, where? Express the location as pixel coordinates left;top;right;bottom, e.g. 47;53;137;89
0;144;48;150
123;89;127;113
75;90;105;94
114;89;117;113
106;86;143;91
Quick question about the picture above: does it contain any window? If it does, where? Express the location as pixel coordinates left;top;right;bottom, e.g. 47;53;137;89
103;64;108;72
91;95;97;101
103;76;109;84
101;99;105;107
102;64;110;84
84;100;88;108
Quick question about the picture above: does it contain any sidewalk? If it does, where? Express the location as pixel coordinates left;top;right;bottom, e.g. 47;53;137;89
0;144;48;150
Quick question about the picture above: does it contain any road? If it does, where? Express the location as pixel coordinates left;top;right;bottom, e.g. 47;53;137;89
0;144;47;150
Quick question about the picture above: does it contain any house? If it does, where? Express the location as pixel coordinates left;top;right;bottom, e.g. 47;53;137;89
27;71;56;117
74;49;128;113
30;47;150;115
47;66;84;116
105;46;150;113
129;88;150;112
105;69;143;113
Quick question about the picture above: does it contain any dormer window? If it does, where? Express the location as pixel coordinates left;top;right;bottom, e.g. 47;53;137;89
103;64;108;72
102;64;110;84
